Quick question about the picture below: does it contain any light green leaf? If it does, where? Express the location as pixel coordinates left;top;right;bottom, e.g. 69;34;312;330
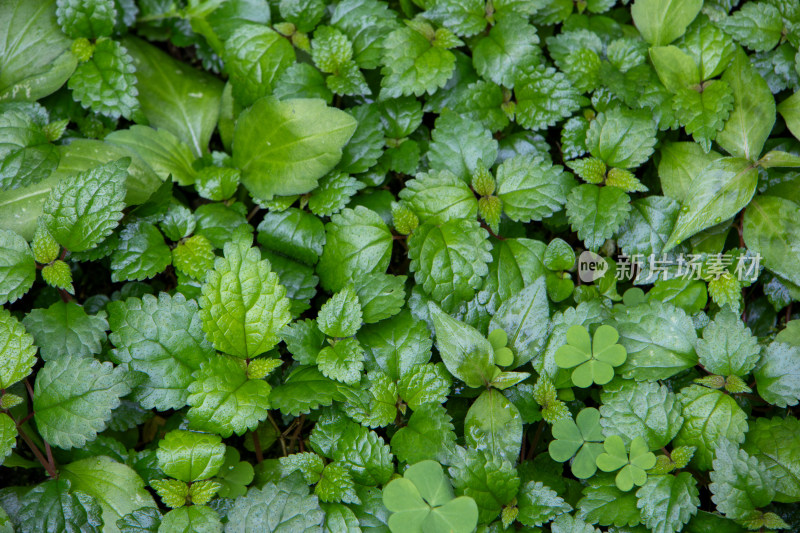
429;303;496;388
17;479;103;533
159;506;221;533
472;17;540;89
657;142;722;204
428;110;497;183
665;157;757;251
630;0;702;46
186;356;271;437
359;310;432;381
585;108;658;170
224;24;295;107
496;154;574;223
517;481;571;527
464;388;523;464
392;404;456;464
200;237;291;358
754;341;800;408
515;65;584;131
717;2;784;52
778;91;800;142
380;23;457;98
635;473;700;533
110;222;171;282
599;380;683;450
673;385;748;470
123;37;224;157
157;430;226;482
233;97;357;199
68;38;139;120
0;308;36;389
743;416;800;503
316;337;364;385
105;126;197;186
225;481;324;532
696;309;760;377
566;184;631;251
0;229;35;305
709;437;776;520
398;170;478;224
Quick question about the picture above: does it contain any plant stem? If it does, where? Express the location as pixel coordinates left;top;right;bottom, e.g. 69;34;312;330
251;429;264;464
267;412;287;456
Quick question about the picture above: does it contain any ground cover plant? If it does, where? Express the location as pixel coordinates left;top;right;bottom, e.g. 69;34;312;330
1;0;800;531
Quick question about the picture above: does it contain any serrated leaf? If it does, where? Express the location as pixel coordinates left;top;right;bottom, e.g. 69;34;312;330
0;414;17;466
398;362;451;410
631;0;702;46
225;481;324;532
0;105;59;191
448;448;519;524
41;159;127;253
585;108;658;169
599;380;683;450
109;222;171;282
200;238;291;358
635;473;700;533
428;110;497;183
17;479;103;533
308;172;365;217
673;385;748;470
673;81;734;152
186;356;271;437
317;206;393;292
116;507;162;533
56;0;116;38
60;456;156;533
754;341;800;408
518;481;571;527
224;24;295;108
23;301;107;361
157;430;225;482
33;354;130;449
316;337;364;385
429;303;496;388
515;65;584;131
743;416;800;503
696;309;760;377
743;195;800;288
380;23;457;98
496;154;573;223
717;2;783;52
0;229;36;305
331;422;394;486
398;170;478;225
409;219;492;312
68;38;138;120
566;184;631;251
577;475;641;527
710;437;776;520
159;506;221;533
270;366;345;416
354;272;406;324
391;404;456;464
359;310;433;381
472;17;540;89
616;196;680;265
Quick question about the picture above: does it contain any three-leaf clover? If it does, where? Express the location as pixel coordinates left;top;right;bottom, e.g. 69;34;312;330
548;407;605;479
382;460;478;533
554;325;627;387
595;435;656;492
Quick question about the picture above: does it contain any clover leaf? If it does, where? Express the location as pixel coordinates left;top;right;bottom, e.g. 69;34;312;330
382;460;478;533
554;325;627;388
596;435;657;492
548;407;605;479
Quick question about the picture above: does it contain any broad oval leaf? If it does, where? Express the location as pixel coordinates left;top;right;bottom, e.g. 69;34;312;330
464;389;523;464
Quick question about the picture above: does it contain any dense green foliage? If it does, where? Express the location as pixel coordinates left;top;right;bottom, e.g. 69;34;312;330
1;0;800;531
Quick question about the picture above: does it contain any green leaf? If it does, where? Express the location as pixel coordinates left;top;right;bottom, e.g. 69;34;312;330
157;430;225;482
397;363;451;410
710;437;776;521
41;159;127;252
353;272;406;324
577;474;642;527
270;366;345;416
380;22;458;98
550;513;601;533
56;0;115;38
0;104;60;191
359;310;432;381
0;414;16;466
0;229;36;305
123;37;224;157
635;473;700;533
199;237;291;358
317;285;363;338
716;51;776;160
515;65;584;131
429;303;496;388
105;126;197;186
585;108;658;170
0;308;36;390
33;354;130;449
743;195;800;287
256;208;325;266
696;309;760;377
549;408;605;479
717;2;784;52
18;479;103;533
566;184;631;251
109;222;171;282
233;97;356;199
516;481;571;528
23;300;107;361
159;506;221;533
186;356;271;437
613;300;698;381
754;341;800;408
68;38;139;120
0;0;77;102
225;481;324;532
630;0;702;45
308;171;365;216
649;46;700;93
398;170;478;224
778;91;800;142
673;385;748;470
116;507;162;533
464;388;523;464
428;110;498;183
472;17;540;89
673;81;734;152
488;278;549;368
392;404;456;464
60;456;156;533
409;220;492;312
316;337;364;385
599;380;683;450
331;422;394;487
224;24;295;107
448;449;518;525
657;142;722;204
496;154;574;223
665;157;757;251
743;416;800;503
